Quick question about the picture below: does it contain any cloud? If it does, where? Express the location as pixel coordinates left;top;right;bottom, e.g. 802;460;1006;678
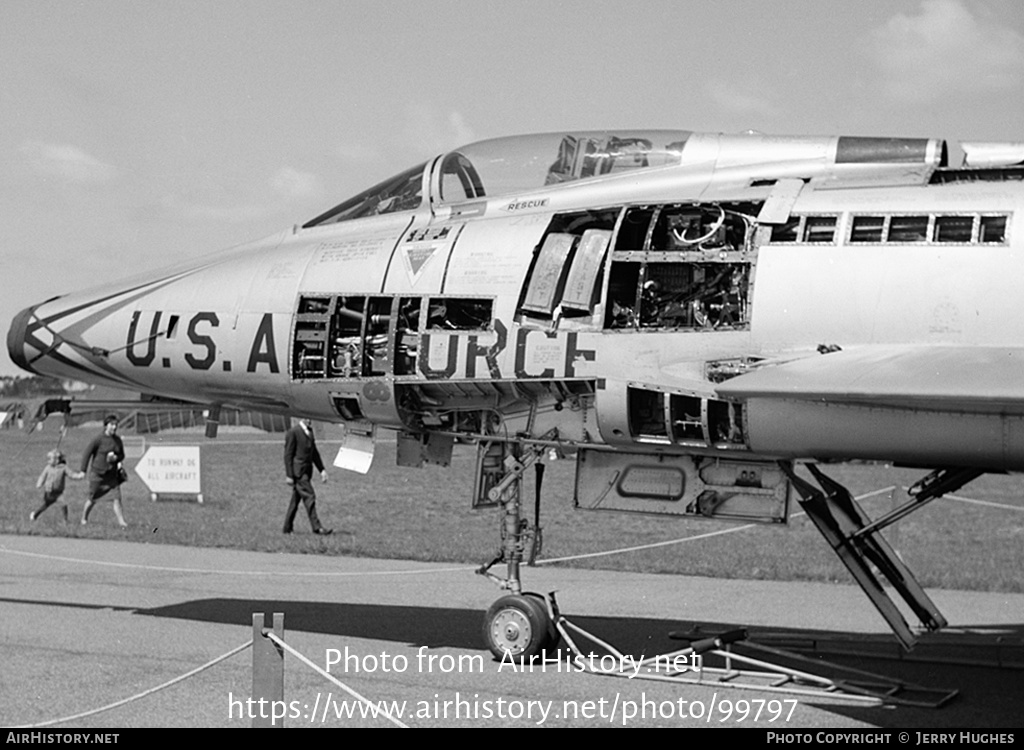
705;80;781;118
867;0;1024;102
21;141;117;184
400;104;477;157
446;111;476;147
270;166;322;201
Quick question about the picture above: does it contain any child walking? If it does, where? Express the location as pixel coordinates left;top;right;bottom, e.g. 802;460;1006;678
32;449;84;524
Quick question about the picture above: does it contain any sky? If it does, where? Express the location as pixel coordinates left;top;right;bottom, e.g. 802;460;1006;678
2;0;1023;376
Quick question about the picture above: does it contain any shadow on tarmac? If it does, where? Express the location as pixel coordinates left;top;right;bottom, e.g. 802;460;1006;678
2;594;1020;728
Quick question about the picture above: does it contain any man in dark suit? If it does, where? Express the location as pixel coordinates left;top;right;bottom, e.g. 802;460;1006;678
283;418;332;535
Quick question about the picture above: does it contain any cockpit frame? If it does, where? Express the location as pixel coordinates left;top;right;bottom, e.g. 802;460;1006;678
302;131;694;228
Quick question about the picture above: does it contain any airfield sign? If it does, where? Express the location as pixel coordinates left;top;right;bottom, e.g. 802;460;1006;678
134;446;203;503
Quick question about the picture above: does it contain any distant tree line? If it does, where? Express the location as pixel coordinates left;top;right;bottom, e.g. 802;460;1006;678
0;375;66;399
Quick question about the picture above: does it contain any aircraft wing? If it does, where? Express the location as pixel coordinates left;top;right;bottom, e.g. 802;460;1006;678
715;345;1024;414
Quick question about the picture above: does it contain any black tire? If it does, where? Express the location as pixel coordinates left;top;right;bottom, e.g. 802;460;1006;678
522;591;561;651
482;594;553;660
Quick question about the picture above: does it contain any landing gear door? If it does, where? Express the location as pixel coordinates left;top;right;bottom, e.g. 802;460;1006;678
574;450;790;522
333;421;376;474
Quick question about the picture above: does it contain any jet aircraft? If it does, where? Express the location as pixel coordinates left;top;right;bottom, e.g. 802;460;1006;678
8;129;1024;659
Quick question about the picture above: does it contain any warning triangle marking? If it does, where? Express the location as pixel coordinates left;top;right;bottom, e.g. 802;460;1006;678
405;245;437;281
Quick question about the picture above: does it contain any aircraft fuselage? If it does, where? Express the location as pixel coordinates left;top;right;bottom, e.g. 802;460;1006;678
12;129;1024;651
9;131;1024;470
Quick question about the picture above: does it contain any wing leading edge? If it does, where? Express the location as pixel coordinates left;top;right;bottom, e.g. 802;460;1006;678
716;345;1024;415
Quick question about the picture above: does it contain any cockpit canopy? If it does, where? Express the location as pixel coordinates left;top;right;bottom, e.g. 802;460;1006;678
303;130;692;227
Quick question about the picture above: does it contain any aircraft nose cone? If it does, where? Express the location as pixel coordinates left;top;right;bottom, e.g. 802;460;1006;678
6;302;46;374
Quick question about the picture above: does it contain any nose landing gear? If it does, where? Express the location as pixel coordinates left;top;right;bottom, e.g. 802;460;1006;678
476;440;559;659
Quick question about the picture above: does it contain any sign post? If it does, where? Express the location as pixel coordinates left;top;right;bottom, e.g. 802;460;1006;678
134;446;203;503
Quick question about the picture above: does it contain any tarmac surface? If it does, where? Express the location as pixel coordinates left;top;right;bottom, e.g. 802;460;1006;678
0;533;1021;729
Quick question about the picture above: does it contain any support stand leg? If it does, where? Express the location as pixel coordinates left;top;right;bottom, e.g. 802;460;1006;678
251;612;284;728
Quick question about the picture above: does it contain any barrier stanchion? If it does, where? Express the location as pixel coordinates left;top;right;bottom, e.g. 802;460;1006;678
252;612;284;727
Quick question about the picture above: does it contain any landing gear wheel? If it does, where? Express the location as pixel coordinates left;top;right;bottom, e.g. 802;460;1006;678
523;591;561;651
483;594;556;660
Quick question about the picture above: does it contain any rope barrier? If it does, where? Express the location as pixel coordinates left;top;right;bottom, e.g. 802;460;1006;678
3;480;1015;728
264;632;408;728
0;482;948;572
0;546;474;577
11;623;408;728
537;485;898;564
536;523;757;564
938;493;1024;513
12;640;253;728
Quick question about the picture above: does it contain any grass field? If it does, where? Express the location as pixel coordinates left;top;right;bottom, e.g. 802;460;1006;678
1;425;1022;593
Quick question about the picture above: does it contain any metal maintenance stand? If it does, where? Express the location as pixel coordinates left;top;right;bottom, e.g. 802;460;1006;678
540;593;958;708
